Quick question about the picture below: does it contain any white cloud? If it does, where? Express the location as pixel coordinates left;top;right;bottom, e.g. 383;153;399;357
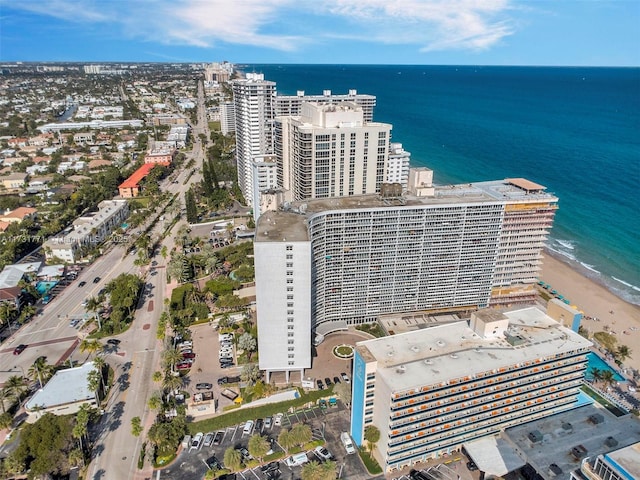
2;0;516;53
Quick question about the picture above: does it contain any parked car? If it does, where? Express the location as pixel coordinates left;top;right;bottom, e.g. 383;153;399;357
238;447;252;460
220;362;235;369
274;413;284;427
13;344;27;355
176;362;192;370
190;432;204;451
260;462;279;473
314;446;333;461
340;372;350;383
324;377;333;387
196;383;213;390
182;352;196;359
255;418;264;433
243;420;254;435
107;339;121;346
285;453;309;467
203;432;214;447
264;416;273;429
317;380;324;390
333;376;341;384
213;431;223;445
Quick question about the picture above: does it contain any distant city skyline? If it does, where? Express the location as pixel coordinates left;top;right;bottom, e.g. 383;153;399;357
0;0;638;66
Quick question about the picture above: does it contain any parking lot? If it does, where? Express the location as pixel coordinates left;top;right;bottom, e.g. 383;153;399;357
158;401;378;480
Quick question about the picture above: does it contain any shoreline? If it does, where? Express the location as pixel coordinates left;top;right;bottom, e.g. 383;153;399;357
539;251;640;373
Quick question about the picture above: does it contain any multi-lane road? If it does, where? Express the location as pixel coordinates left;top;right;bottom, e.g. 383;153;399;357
1;80;211;479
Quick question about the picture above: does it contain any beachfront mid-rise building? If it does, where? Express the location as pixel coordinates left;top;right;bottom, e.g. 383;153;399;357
387;142;411;188
232;73;276;205
350;307;591;473
274;89;376;123
220;102;236;135
251;154;279;222
274;102;392;201
254;178;557;378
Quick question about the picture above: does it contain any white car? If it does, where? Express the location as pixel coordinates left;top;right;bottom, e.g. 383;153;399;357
314;446;333;461
243;420;254;435
219;333;233;342
190;432;204;451
274;413;284;427
219;349;233;357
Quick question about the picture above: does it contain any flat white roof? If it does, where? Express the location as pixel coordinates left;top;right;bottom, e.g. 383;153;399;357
357;307;592;392
26;362;96;411
464;436;526;476
605;442;640;479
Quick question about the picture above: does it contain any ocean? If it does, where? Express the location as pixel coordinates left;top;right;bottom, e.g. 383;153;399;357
243;65;640;305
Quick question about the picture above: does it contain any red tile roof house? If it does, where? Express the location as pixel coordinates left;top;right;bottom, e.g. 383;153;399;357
118;162;168;198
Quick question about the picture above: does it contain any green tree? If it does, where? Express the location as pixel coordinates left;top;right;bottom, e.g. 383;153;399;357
277;429;295;453
223;447;243;471
601;370;616;390
87;369;101;404
291;423;312;447
3;375;27;403
92;356;107;391
162;347;184;371
85;296;103;330
205;276;240;296
152;371;163;383
590;367;603;384
238;332;257;361
185;188;198;223
301;461;323;480
615;345;632;364
364;425;381;456
0;302;17;330
248;434;270;462
148;393;163;412
241;363;262;385
28;356;54;389
0;411;13;429
131;416;143;437
79;338;103;358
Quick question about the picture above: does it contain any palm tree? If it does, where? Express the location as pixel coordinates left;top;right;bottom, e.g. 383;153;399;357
223;447;243;472
0;388;11;414
589;367;603;384
0;302;17;332
616;345;632;364
28;357;54;389
3;375;27;404
92;357;107;391
278;429;295;454
85;296;103;330
248;434;270;462
364;425;381;457
162;347;184;371
148;393;163;412
301;461;323;480
601;370;616;390
162;374;183;398
79;339;103;359
318;460;337;480
87;370;101;405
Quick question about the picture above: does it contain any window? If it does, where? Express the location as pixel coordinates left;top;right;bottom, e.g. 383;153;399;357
288;347;295;351
288;339;294;344
288;354;295;359
288;361;295;366
288;325;294;330
286;245;293;251
288;332;294;337
287;295;294;300
286;254;293;260
287;279;293;284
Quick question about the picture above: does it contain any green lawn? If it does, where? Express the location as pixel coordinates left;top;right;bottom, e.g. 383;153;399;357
188;387;335;434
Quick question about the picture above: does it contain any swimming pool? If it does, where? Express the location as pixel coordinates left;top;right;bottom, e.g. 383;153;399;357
36;281;58;295
586;352;624;382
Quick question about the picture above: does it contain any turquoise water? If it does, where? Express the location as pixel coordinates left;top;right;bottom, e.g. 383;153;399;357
586;352;624;382
36;281;57;295
247;65;640;305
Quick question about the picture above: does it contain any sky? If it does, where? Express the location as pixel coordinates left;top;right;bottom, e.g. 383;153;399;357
0;0;638;66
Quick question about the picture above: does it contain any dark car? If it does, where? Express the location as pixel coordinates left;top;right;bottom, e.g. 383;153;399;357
467;461;478;472
255;418;264;432
220;362;235;369
316;379;324;390
196;383;213;390
176;362;192;370
219;357;233;363
217;377;229;385
333;376;341;384
324;377;333;387
13;344;27;355
261;462;279;473
107;339;121;346
93;276;101;284
182;352;196;359
409;470;430;480
207;455;222;470
78;281;87;287
213;431;223;445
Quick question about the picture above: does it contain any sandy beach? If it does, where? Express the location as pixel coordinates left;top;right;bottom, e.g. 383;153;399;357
539;252;640;373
